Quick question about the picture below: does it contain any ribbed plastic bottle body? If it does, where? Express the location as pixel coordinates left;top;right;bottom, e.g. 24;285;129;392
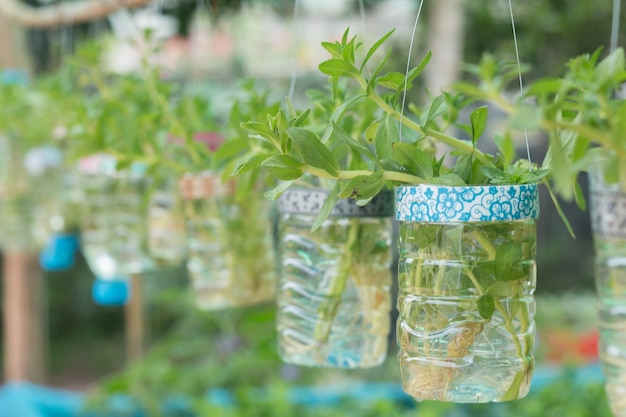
183;195;275;310
396;221;536;403
595;239;626;417
276;214;392;368
590;167;626;417
0;135;35;251
80;175;152;278
146;186;187;267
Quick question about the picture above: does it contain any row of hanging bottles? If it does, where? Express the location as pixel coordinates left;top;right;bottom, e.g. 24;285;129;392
2;0;626;412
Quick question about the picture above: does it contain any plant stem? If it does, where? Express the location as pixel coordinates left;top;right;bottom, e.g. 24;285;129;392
303;165;425;185
353;74;495;167
489;90;626;161
472;229;498;260
313;218;360;344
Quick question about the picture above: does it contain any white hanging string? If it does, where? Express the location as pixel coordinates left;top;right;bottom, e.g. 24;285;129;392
611;0;621;53
399;0;425;143
287;0;301;103
507;0;532;167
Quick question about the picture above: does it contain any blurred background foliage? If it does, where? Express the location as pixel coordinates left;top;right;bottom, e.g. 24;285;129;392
0;0;620;413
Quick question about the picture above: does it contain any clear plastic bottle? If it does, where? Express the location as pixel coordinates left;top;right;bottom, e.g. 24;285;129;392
276;188;393;368
146;181;187;267
396;184;539;403
589;166;626;417
179;172;275;310
0;134;36;251
78;155;153;279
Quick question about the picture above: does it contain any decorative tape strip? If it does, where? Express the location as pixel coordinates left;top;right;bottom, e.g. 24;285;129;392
178;173;235;200
278;188;394;218
396;184;540;222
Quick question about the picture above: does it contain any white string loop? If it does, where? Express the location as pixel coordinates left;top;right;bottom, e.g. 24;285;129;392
611;0;621;53
508;0;532;168
399;0;426;143
287;0;301;103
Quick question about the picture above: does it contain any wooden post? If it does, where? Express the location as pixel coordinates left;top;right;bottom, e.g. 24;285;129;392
125;273;144;361
3;251;46;383
0;13;31;73
424;0;466;94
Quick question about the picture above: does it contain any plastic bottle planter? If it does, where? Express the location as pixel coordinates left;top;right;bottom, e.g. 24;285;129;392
396;184;539;403
0;135;36;251
146;181;187;267
276;188;394;368
24;146;81;270
78;155;153;281
178;173;275;310
589;167;626;417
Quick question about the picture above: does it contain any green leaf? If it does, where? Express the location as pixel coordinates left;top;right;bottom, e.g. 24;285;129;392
496;241;523;263
287;127;340;177
321;41;342;58
290;109;311;127
241;121;276;143
361;29;395;72
421;95;447;130
337;171;384;199
264;180;294;200
486;281;514;297
330;122;376;161
232;153;271;176
481;166;509;183
214;137;247;161
405;51;432;84
477;294;495;320
319;59;359;78
392;142;432;179
375;115;397;160
376;72;407;91
321;94;367;143
261;155;304;181
380;158;404;172
428;173;466;186
367;49;393;91
469;106;488;144
311;182;340;232
365;119;380;144
453;153;473;183
546;134;573;201
494;132;517;167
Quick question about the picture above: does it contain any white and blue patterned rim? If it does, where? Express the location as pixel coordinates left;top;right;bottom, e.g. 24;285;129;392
396;184;540;222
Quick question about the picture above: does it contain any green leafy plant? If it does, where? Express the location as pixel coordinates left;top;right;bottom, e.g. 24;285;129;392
239;28;549;228
233;28;554;400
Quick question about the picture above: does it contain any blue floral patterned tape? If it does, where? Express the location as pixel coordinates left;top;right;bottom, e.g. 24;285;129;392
396;184;540;222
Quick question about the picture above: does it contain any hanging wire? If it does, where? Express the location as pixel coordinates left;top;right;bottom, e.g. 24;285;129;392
287;0;301;103
399;0;426;143
507;0;532;167
611;0;622;53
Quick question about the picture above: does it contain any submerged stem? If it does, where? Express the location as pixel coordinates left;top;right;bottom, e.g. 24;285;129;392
313;218;361;344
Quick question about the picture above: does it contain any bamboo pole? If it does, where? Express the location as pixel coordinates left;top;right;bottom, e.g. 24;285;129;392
124;273;144;361
3;252;46;383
